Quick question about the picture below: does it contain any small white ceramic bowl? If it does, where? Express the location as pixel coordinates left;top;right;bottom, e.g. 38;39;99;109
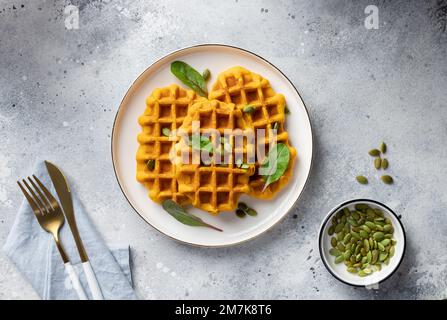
319;199;406;287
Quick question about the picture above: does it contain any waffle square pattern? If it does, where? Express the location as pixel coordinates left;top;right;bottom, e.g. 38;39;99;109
136;84;197;205
173;99;256;214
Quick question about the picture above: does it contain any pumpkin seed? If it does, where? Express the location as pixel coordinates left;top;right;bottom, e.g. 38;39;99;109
369;237;374;248
365;221;376;229
358;270;368;277
389;246;395;258
336;232;344;241
356;253;362;262
371;250;379;264
374;263;382;271
380;239;391;246
344;250;351;260
364;239;370;252
373;232;385;241
361;256;368;264
359;230;369;238
363;268;372;275
381;175;394;184
347;218;358;227
344;233;352;243
377;242;385;252
334;223;344;233
146;159;155;171
384;257;390;265
351;231;361;240
328;226;335;236
391;239;397;245
366;250;372;263
380;142;387;153
360;248;367;256
374;209;384;217
383;224;393;233
379;252;388;262
361;225;371;233
374;224;384;232
347;267;357;273
381;158;389;169
337;243;346;252
369;149;381;157
356;175;368;184
345;261;352;267
331;237;337;248
374;157;382;169
329;248;341;256
355;204;369;211
243;105;255;114
384;233;393;239
335;255;345;264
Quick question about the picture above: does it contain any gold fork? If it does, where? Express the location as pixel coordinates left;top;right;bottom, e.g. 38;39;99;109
17;175;88;300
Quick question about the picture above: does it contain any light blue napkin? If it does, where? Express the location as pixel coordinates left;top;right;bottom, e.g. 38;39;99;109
2;161;137;300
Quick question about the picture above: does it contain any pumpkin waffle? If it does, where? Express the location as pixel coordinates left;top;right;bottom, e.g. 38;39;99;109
136;84;197;204
173;99;255;214
208;66;297;199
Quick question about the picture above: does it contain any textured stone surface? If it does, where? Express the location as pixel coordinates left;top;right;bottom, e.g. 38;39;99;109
0;0;446;299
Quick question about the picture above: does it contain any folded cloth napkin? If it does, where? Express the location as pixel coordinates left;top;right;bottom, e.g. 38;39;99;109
2;160;137;300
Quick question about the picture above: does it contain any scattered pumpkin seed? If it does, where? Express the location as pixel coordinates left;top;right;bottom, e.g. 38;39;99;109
347;267;357;273
162;127;171;137
381;175;394;184
202;68;211;81
381;158;389;169
356;175;368;185
380;142;387;153
373;232;385;241
368;149;381;156
146;159;155;171
374;157;382;169
358;270;368;277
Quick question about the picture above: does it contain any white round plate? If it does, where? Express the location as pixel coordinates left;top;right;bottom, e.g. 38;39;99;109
112;44;313;247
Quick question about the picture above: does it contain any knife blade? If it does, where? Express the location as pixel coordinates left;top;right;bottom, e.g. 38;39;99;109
45;161;88;262
45;160;104;299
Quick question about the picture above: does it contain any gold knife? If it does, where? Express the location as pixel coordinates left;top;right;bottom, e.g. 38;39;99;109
45;161;104;300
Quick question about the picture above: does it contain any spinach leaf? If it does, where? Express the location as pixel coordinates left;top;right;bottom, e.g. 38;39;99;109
260;143;290;191
171;61;208;96
162;200;222;232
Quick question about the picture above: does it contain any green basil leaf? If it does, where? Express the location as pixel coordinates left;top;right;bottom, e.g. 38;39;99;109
260;143;290;191
162;200;222;232
171;61;208;97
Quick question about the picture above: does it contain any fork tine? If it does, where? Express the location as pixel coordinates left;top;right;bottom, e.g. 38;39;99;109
17;181;41;213
28;176;53;211
32;175;58;208
22;179;48;215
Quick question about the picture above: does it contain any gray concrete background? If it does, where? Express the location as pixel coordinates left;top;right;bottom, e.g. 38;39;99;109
1;0;446;299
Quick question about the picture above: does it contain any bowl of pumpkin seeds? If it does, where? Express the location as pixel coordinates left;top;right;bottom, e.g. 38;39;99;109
319;199;406;287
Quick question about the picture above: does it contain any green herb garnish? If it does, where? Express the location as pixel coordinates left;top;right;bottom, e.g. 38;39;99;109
243;105;255;114
284;105;291;115
162;127;171;137
146;159;155;171
189;136;214;153
260;143;290;191
171;61;208;96
236;202;257;218
162;200;222;231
